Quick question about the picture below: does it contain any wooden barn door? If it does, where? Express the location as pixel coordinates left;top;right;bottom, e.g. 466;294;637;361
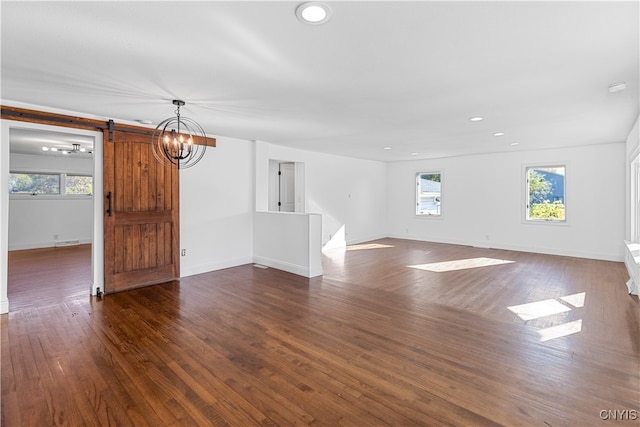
103;130;179;294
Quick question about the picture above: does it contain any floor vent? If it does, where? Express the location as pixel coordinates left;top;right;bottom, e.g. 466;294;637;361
55;240;81;247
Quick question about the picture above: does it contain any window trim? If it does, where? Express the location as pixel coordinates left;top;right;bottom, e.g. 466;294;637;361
523;163;568;225
415;170;443;218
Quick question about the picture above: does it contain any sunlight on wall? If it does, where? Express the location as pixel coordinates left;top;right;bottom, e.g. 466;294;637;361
322;224;346;251
408;257;515;273
508;292;586;342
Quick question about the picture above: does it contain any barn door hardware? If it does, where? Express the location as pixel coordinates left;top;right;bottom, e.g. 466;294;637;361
106;192;113;216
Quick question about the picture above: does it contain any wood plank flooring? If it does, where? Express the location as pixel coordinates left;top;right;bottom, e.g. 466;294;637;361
2;239;639;426
6;244;91;312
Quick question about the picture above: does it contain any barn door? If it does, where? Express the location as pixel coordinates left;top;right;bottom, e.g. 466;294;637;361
103;130;179;293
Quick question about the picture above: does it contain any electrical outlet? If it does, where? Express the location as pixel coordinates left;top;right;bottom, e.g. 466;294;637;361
54;234;59;240
181;249;186;256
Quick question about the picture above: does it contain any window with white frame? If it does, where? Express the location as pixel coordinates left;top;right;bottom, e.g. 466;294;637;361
65;174;93;195
416;172;442;216
9;172;92;196
9;172;60;195
525;165;566;222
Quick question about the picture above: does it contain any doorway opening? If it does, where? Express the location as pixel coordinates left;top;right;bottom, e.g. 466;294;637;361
268;160;305;213
1;120;104;313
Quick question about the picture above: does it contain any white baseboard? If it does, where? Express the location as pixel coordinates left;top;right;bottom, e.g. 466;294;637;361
387;233;624;262
9;238;91;251
252;255;322;278
180;256;253;278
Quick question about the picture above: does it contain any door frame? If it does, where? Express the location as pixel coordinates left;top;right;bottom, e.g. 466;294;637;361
268;159;305;213
0;119;104;313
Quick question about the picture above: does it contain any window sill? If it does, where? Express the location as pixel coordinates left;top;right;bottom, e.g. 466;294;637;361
416;214;444;220
523;219;569;227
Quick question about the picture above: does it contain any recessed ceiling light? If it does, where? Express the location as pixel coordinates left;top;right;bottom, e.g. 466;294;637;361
469;116;484;122
493;132;505;137
137;119;153;125
383;147;392;150
296;2;332;25
608;82;627;93
411;152;419;156
510;142;520;146
42;147;49;151
50;147;58;151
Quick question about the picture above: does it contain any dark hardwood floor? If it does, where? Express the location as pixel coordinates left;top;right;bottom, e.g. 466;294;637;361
2;239;639;426
6;244;91;312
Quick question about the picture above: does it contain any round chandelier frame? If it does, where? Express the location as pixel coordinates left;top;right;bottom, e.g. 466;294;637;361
151;100;207;169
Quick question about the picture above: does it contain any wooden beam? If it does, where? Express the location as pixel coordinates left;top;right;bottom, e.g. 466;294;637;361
1;105;216;147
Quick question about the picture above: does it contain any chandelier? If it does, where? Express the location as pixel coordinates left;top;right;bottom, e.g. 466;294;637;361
151;100;207;168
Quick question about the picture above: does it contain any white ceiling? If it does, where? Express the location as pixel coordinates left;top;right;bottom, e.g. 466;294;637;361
2;1;638;162
9;128;94;157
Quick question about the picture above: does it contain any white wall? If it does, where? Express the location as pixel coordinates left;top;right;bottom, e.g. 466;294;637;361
9;153;93;250
254;211;322;277
255;141;388;246
626;116;639;241
179;135;254;277
388;143;626;261
626;116;639;159
0;122;9;313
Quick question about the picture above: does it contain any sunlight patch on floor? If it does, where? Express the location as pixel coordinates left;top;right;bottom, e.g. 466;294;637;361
507;299;571;321
346;243;395;251
408;257;514;273
538;319;583;342
560;292;585;308
508;292;586;342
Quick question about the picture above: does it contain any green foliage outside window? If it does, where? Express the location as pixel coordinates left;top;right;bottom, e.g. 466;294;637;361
530;200;565;220
9;173;92;196
528;170;552;205
9;173;60;194
420;173;440;183
527;167;565;221
66;175;93;195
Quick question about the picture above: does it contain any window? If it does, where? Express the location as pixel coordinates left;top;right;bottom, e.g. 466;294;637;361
416;172;442;216
9;172;60;195
65;175;93;195
9;172;93;196
526;165;566;221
